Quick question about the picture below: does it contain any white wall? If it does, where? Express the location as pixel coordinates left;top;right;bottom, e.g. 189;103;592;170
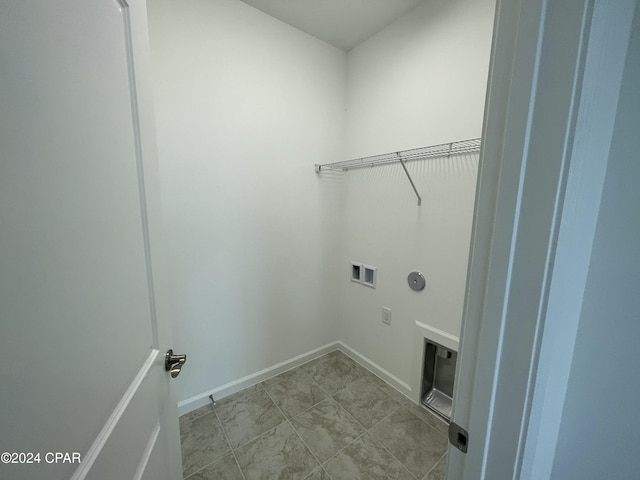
147;0;347;408
551;6;640;477
344;0;495;159
335;0;494;400
149;0;496;411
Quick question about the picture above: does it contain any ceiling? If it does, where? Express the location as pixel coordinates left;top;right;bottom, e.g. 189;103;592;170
239;0;429;51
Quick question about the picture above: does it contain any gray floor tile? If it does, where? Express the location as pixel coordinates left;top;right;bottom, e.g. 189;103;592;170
265;370;328;418
333;377;400;429
326;350;348;361
307;356;364;395
369;407;448;479
214;383;264;410
180;403;215;427
235;422;320;480
359;370;409;404
324;433;414;480
333;355;381;387
332;352;359;368
426;453;447;480
299;352;340;376
303;467;332;480
180;352;450;480
186;452;243;480
180;413;231;477
216;389;286;448
399;398;450;438
290;399;364;463
262;366;308;388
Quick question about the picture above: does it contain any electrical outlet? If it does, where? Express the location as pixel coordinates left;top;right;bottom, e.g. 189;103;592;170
382;306;391;325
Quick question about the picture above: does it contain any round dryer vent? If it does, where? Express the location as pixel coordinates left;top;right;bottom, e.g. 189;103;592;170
407;271;425;291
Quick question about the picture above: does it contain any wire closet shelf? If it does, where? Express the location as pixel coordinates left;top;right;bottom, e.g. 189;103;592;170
314;138;481;206
314;138;481;172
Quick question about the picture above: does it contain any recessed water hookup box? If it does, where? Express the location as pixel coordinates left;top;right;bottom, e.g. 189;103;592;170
351;262;377;288
421;339;457;422
351;262;363;283
362;264;377;288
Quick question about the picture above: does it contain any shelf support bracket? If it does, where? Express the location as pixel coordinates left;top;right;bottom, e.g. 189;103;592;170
397;153;422;206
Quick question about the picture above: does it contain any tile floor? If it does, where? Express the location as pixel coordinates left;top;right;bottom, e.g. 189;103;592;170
179;350;449;480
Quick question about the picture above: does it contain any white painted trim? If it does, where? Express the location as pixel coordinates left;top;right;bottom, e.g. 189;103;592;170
414;321;459;352
70;349;159;480
519;2;636;478
120;0;161;349
451;1;637;479
132;421;161;480
177;342;340;415
336;341;412;393
178;340;423;417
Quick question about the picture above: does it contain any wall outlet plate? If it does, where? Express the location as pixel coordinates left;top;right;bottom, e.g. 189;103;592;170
382;306;391;325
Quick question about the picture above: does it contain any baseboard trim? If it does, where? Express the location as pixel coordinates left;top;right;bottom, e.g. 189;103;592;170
177;340;417;416
336;341;412;394
177;341;340;415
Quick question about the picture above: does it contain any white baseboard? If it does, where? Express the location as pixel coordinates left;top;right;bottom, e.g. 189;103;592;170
177;340;418;416
336;341;413;396
177;341;340;415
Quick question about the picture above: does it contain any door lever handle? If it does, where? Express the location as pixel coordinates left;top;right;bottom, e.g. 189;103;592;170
165;349;187;378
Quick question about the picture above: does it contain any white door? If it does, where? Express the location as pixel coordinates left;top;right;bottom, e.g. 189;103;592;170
0;1;183;479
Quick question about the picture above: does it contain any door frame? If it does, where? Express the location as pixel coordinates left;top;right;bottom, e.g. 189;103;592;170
449;0;637;478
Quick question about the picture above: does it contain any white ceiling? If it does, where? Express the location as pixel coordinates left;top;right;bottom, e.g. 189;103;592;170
239;0;429;51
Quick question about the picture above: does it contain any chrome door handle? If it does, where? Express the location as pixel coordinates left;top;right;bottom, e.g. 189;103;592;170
165;349;187;378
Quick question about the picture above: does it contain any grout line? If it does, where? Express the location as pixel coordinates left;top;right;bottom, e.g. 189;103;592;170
330;395;367;432
397;402;450;442
326;386;443;480
424;451;447;479
357;366;450;442
340;403;421;480
260;350;337;394
178;405;215;426
263;366;315;393
312;392;376;465
181;411;230;479
182;451;236;480
182;458;214;479
318;430;369;472
269;349;339;381
216;399;289;451
354;403;419;480
181;354;336;480
295;357;420;479
219;366;330;453
227;447;247;480
309;402;416;478
213;408;247;480
262;387;328;478
184;352;432;480
376;389;449;442
309;381;334;401
316;404;411;477
288;394;330;421
213;383;266;412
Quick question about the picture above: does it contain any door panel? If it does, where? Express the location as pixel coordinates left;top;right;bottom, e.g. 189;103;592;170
0;1;181;479
82;351;168;479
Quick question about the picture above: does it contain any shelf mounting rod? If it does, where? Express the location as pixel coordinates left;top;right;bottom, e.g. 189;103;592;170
397;153;422;206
